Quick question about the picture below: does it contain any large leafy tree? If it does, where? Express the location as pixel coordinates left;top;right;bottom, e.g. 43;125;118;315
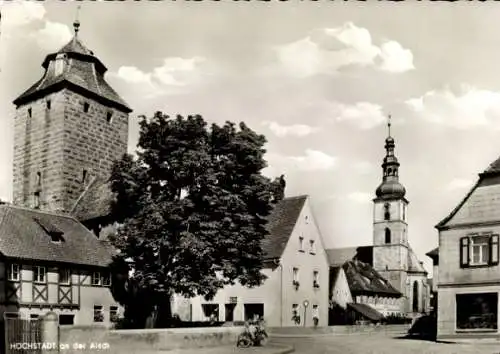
108;112;285;328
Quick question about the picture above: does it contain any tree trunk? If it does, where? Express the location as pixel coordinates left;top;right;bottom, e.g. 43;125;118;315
154;296;173;328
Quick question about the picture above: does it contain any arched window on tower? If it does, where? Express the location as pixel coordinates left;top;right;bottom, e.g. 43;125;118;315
384;203;391;221
412;281;419;313
385;228;391;244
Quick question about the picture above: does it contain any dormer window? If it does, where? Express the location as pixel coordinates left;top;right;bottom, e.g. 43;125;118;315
33;217;65;243
54;53;66;76
106;111;113;123
28;108;32;118
83;102;90;113
82;169;88;184
36;171;41;186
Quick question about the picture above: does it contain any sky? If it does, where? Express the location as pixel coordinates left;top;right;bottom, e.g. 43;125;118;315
3;1;500;277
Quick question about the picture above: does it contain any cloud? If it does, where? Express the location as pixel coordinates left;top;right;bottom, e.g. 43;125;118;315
113;57;207;97
289;149;337;171
333;102;387;130
347;192;373;204
446;178;473;191
353;161;374;174
1;1;71;51
406;85;500;130
378;41;415;73
34;21;72;50
275;22;414;78
1;1;45;30
265;149;337;175
261;121;318;137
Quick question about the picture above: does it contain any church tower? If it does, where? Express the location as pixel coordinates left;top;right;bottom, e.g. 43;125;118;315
12;19;132;213
372;116;409;294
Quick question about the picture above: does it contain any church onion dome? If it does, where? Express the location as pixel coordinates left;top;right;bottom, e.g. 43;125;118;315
375;180;406;200
13;21;131;113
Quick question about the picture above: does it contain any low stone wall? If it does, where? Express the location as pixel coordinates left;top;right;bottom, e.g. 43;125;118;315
269;324;410;336
60;325;244;354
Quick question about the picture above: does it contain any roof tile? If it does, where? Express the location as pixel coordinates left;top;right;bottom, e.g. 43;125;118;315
0;205;114;267
343;260;402;296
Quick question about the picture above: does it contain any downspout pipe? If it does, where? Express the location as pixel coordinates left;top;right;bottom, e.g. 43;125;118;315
273;258;283;327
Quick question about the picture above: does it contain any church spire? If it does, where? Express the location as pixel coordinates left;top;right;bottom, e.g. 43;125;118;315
387;114;392;138
73;5;81;36
375;115;406;200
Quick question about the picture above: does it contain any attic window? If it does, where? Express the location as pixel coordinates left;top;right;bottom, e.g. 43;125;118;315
33;217;65;243
83;102;90;113
106;111;113;123
28;108;32;118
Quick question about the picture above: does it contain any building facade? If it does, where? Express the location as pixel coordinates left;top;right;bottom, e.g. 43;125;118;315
3;20;131;326
326;120;430;317
426;247;438;313
12;20;131;214
173;195;331;327
435;159;500;340
0;205;121;326
371;123;429;316
328;261;402;325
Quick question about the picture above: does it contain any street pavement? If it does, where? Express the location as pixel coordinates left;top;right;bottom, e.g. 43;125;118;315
269;333;500;354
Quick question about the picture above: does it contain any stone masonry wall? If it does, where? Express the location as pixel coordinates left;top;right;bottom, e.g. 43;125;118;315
13;88;129;212
13;92;66;210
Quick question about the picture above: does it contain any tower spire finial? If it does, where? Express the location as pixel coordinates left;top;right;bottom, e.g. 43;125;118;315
387;114;392;138
73;4;81;36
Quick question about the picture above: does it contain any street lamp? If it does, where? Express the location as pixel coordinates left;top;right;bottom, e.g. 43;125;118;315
303;300;309;327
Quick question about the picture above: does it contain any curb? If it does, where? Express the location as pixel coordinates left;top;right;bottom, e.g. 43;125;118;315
269;332;406;338
267;345;295;354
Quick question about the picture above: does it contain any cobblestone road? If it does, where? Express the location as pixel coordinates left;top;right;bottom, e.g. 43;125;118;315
269;333;500;354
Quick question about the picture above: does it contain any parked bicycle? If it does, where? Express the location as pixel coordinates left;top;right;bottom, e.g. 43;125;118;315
236;317;268;347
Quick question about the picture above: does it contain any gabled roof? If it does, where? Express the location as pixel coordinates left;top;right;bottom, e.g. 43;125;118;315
326;246;373;267
0;205;115;267
347;303;383;321
436;157;500;230
71;177;114;222
343;260;402;297
426;247;438;258
407;246;427;274
72;180;308;261
262;195;308;260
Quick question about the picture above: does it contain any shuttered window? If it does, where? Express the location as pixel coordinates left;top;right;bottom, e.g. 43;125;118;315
460;234;500;268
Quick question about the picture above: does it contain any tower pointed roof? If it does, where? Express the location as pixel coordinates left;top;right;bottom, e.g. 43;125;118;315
13;20;131;113
374;115;407;201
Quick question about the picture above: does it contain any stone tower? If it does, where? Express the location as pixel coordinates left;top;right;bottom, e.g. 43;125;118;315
12;20;132;213
372;116;409;297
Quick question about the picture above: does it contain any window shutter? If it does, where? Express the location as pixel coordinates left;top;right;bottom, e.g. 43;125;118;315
460;237;470;268
490;234;499;266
